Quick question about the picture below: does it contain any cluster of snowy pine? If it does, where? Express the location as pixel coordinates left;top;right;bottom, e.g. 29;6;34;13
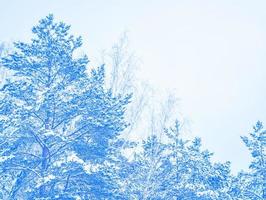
0;15;265;200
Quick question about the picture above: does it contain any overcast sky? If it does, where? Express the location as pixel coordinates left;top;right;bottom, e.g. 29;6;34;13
1;0;266;173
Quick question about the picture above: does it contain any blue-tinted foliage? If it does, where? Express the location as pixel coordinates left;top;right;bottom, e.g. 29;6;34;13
0;15;265;199
239;121;266;199
0;15;131;199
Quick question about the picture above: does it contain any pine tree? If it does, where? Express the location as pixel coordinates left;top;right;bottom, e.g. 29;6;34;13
164;121;233;200
1;14;263;200
240;121;266;199
122;135;171;199
0;15;131;199
121;121;235;200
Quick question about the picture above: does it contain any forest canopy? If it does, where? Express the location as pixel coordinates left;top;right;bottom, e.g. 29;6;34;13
0;15;265;200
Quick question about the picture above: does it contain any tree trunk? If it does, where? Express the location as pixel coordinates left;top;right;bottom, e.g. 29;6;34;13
39;146;49;197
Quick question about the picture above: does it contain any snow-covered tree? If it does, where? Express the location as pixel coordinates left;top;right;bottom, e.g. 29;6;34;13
1;13;264;200
237;121;266;200
120;135;171;199
0;15;131;199
164;121;233;200
120;121;235;200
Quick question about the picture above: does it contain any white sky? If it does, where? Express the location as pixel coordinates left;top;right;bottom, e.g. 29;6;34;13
1;0;266;173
